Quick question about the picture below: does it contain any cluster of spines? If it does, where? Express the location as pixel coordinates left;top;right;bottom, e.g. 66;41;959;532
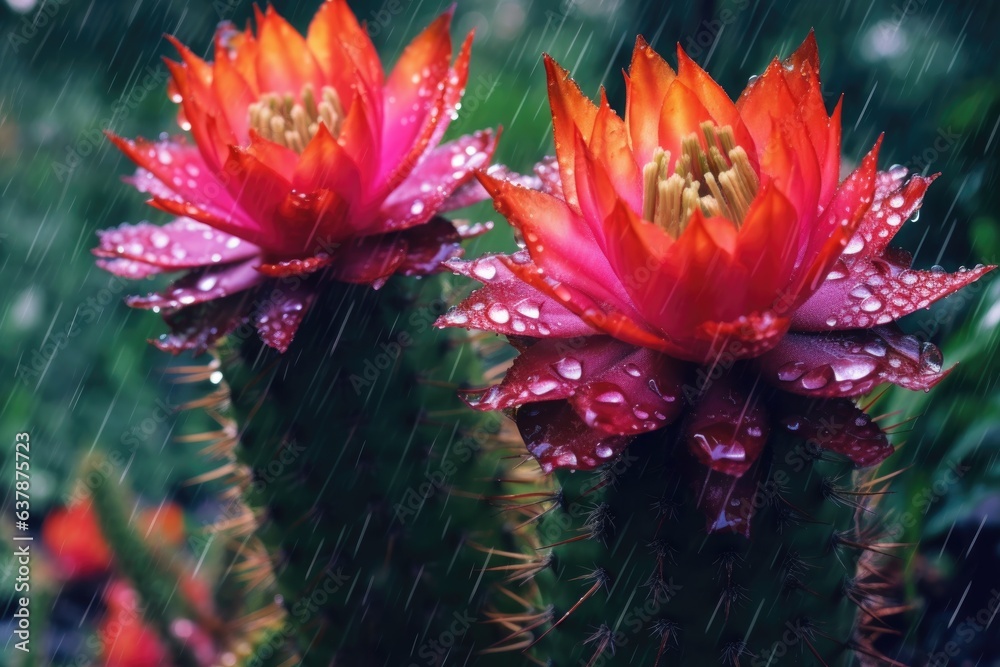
474;419;914;667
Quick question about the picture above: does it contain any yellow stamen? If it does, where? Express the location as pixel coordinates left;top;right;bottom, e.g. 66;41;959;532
641;122;760;237
247;84;344;153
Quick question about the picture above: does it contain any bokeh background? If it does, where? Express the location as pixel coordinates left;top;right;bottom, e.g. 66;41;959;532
1;0;999;664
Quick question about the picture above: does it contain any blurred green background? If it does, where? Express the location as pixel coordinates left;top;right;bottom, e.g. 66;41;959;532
1;0;998;663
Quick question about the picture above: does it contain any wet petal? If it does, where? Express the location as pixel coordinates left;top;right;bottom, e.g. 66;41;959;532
153;292;256;355
126;259;265;310
93;218;258;270
435;253;600;339
756;326;950;397
516;400;632;473
254;282;317;353
684;375;769;477
774;395;893;468
466;336;684;436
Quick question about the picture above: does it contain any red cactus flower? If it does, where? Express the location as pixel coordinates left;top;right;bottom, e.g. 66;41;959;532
43;501;113;579
100;582;172;667
95;1;497;353
438;34;993;535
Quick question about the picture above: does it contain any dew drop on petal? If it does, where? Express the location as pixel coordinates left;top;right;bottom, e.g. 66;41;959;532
553;357;582;380
472;262;497;281
487;304;510;324
776;361;807;382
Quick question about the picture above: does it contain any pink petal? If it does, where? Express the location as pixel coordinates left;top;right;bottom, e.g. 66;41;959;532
435;253;600;339
756;326;950;398
775;396;893;468
684;376;769;477
377;130;496;232
93;219;258;270
95;258;167;279
394;217;464;276
152;292;255;355
254;283;316;353
466;336;684;436
256;254;333;278
689;458;763;538
126;260;266;310
516;400;632;473
791;255;993;331
851;168;934;259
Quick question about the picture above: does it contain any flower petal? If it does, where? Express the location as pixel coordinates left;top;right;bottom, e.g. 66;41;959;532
466;336;684;436
152;292;256;355
685;375;769;477
380;10;454;182
436;253;600;339
377;130;497;232
253;5;324;95
792;253;993;331
516;400;632;473
126;259;265;310
756;326;950;397
93;218;257;270
689;458;763;538
254;282;317;353
625;36;675;168
306;0;383;97
774;396;893;468
545;54;600;212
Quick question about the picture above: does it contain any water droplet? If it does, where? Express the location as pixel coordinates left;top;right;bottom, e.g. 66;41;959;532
472;262;497;281
516;302;540;319
800;367;831;390
843;236;865;255
776;361;807;382
553;357;582;380
530;379;560;395
624;363;642;377
860;296;883;313
595;445;615;459
595;390;625;404
150;231;170;249
197;276;218;291
919;342;943;373
487;304;510;324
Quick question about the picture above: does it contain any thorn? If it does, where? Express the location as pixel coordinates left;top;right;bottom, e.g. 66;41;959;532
527;568;612;650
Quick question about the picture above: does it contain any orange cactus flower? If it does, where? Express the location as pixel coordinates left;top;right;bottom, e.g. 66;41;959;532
438;34;993;535
95;1;497;353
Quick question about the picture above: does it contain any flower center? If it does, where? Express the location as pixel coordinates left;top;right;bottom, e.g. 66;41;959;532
641;122;759;237
247;84;344;153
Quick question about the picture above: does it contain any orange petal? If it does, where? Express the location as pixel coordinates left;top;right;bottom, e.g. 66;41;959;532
211;49;257;143
736;58;799;159
306;0;383;95
791;136;883;303
625;36;676;167
734;181;800;310
246;130;299;181
675;45;758;170
589;88;642;211
545;54;600;212
254;5;323;95
293;124;362;212
381;10;454;175
657;79;715;164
